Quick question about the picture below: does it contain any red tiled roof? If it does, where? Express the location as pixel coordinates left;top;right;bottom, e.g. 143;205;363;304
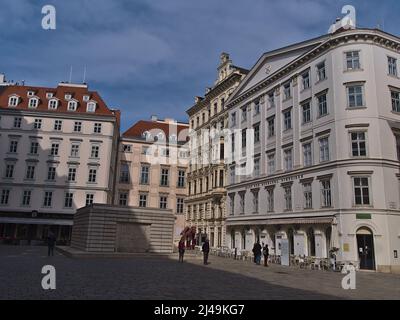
123;120;189;142
0;84;116;117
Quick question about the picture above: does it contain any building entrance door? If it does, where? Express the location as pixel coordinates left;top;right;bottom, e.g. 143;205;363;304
356;228;375;270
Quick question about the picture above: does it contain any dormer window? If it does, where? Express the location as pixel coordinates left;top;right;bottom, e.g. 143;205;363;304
68;101;78;111
157;132;165;141
65;94;72;100
86;101;97;113
46;92;54;99
83;95;90;102
142;131;151;140
27;91;35;97
48;99;58;110
8;96;19;107
28;98;39;108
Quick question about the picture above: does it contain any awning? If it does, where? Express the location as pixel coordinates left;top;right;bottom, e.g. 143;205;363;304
0;217;73;226
266;217;333;225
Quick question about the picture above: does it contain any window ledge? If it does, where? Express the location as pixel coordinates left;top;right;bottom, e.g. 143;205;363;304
344;68;364;73
315;78;327;85
346;106;367;110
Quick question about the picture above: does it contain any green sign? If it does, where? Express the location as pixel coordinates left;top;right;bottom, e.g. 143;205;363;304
356;213;371;220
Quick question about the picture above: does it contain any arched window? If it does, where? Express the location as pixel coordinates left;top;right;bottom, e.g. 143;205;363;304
68;101;78;111
48;99;58;110
28;98;39;108
86;101;96;113
8;96;19;107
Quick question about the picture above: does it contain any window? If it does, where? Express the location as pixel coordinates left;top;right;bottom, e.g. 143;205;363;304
94;123;102;133
254;158;260;176
302;101;311;124
347;85;364;108
30;141;39;155
254;124;260;143
267;116;275;137
160;168;169;186
159;196;168;209
317;93;328;116
230;166;236;184
13;117;22;128
119;192;128;206
48;99;58;109
241;107;247;122
268;93;275;109
8;96;19;107
22;190;31;206
241;129;246;148
354;177;370;205
302;71;310;90
47;167;56;181
67;101;77;111
86;194;94;206
252;190;259;213
9;140;18;153
88;169;97;183
29;98;39;108
43;191;53;207
123;144;132;153
140;165;149;185
74;121;82;132
26;165;35;180
177;198;184;214
284;185;292;211
388;56;398;76
229;194;235;215
219;170;224;187
34;119;42;129
5;164;14;178
267;153;275;174
54;120;62;131
142;146;150;155
303;183;313;209
283;82;291;100
68;168;77;182
177;170;185;187
346;51;360;70
139;194;147;207
267;188;274;212
321;180;332;207
230;112;236;126
87;102;96;112
1;189;10;205
303;143;312;167
254;100;260;115
214;103;218;115
351;132;367;157
319;137;330;162
46;92;54;99
70;144;80;157
64;193;74;208
91;145;100;158
317;62;326;81
65;94;72;100
120;163;130;184
283;109;292;130
50;143;59;156
284;148;293;171
391;90;400;112
239;193;245;214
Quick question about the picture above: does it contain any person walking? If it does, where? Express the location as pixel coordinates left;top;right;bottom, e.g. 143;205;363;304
252;241;262;265
202;239;210;265
47;231;56;257
263;244;270;267
178;240;185;263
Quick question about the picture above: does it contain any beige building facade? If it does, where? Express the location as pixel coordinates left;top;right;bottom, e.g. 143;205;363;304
115;116;189;243
185;53;248;248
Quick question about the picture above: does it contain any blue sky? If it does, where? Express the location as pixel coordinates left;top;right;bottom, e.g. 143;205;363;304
0;0;398;131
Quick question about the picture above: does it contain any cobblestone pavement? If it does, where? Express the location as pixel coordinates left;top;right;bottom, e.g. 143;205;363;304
0;246;399;300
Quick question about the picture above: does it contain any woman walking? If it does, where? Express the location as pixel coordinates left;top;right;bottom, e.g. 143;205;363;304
178;240;185;263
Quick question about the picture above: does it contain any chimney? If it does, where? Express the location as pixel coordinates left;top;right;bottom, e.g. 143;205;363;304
0;73;6;84
150;115;158;122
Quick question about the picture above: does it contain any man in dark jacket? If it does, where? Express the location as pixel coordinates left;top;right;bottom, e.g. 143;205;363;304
202;239;210;265
47;231;56;257
252;241;262;265
263;244;270;267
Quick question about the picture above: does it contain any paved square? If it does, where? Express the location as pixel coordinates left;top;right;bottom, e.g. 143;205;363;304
0;246;399;300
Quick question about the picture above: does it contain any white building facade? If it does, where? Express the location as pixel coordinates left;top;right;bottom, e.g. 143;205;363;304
225;28;400;273
0;81;119;244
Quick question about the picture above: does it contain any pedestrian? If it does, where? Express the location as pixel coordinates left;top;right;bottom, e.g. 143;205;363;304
263;244;270;267
202;239;210;265
252;241;262;265
178;240;185;263
47;230;56;257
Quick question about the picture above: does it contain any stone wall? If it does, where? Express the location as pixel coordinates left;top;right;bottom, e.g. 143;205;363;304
71;204;174;253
